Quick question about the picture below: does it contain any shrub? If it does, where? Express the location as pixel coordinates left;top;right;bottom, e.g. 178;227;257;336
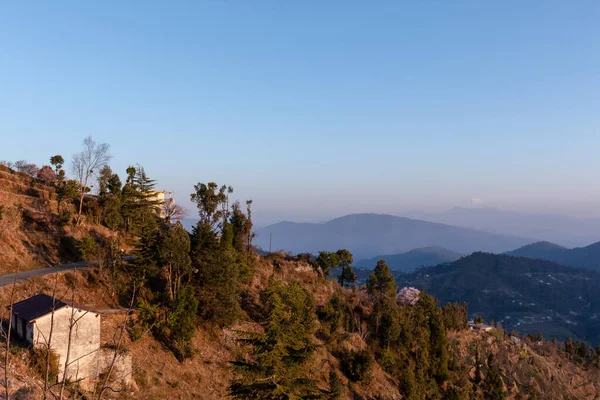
77;236;97;261
58;210;72;226
339;349;373;383
59;236;79;260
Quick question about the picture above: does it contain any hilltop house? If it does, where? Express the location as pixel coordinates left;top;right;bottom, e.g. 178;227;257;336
11;294;101;381
149;190;173;218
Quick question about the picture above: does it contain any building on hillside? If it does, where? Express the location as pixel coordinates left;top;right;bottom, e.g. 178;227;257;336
11;294;101;381
149;190;174;218
468;321;494;332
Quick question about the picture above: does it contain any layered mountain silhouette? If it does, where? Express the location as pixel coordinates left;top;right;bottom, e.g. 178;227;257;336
405;207;600;247
354;246;462;272
506;241;600;271
255;213;533;259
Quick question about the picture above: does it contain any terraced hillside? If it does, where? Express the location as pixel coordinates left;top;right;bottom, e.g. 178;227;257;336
0;165;114;272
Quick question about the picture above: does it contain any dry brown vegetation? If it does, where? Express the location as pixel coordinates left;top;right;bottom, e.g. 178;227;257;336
1;256;600;399
2;167;600;399
0;165;121;273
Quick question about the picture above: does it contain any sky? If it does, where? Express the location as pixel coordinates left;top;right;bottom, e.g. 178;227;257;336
1;1;600;225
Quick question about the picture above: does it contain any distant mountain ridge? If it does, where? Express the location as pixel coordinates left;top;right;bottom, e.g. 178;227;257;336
506;241;600;271
405;207;600;247
255;213;533;259
354;246;462;272
398;252;600;344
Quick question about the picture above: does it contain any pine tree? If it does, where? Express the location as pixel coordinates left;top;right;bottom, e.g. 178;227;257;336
229;279;323;399
366;260;397;300
314;251;341;278
483;354;504;400
192;222;241;326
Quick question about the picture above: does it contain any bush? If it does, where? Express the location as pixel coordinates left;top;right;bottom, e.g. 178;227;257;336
77;236;97;261
58;210;72;226
339;349;373;383
59;236;79;260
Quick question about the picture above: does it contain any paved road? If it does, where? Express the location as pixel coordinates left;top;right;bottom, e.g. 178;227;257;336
0;257;134;287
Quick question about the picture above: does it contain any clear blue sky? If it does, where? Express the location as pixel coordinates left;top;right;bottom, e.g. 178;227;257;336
2;1;599;225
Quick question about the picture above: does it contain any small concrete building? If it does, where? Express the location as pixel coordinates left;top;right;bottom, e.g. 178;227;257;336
11;294;101;381
468;321;494;332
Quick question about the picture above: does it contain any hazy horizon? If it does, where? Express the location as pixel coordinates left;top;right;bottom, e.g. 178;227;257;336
2;2;600;226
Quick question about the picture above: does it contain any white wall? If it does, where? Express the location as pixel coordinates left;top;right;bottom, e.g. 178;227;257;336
33;306;101;381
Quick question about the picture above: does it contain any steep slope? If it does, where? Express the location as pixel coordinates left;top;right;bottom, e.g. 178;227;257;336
256;213;533;259
507;241;600;271
0;165;117;273
2;258;599;399
398;252;600;344
355;246;462;272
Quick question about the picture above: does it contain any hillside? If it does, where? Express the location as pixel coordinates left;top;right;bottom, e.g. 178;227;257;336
2;257;599;399
355;246;462;272
2;162;600;399
0;165;117;273
255;213;533;259
398;252;600;344
507;241;600;271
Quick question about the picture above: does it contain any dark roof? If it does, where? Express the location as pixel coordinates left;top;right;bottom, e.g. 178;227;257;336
11;294;68;322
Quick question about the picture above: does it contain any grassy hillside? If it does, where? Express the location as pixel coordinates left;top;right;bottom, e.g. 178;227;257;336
0;165;118;273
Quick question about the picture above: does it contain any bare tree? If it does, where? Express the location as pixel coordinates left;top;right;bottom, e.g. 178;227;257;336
97;284;136;400
39;273;61;399
162;199;188;223
1;268;19;399
58;269;92;400
71;136;111;224
14;160;39;177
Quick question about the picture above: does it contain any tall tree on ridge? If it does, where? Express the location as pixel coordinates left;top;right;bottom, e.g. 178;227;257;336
71;136;111;224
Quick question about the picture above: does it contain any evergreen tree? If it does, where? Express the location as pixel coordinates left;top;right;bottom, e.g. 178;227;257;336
366;260;397;300
167;285;199;361
192;222;241;326
565;337;575;358
121;165;161;234
50;155;64;176
338;265;357;288
229;279;323;399
483;354;504;400
190;181;230;228
156;222;192;301
314;251;340;278
336;249;355;288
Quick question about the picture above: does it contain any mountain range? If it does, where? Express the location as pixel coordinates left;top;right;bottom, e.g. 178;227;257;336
354;246;462;272
405;207;600;247
254;213;533;259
